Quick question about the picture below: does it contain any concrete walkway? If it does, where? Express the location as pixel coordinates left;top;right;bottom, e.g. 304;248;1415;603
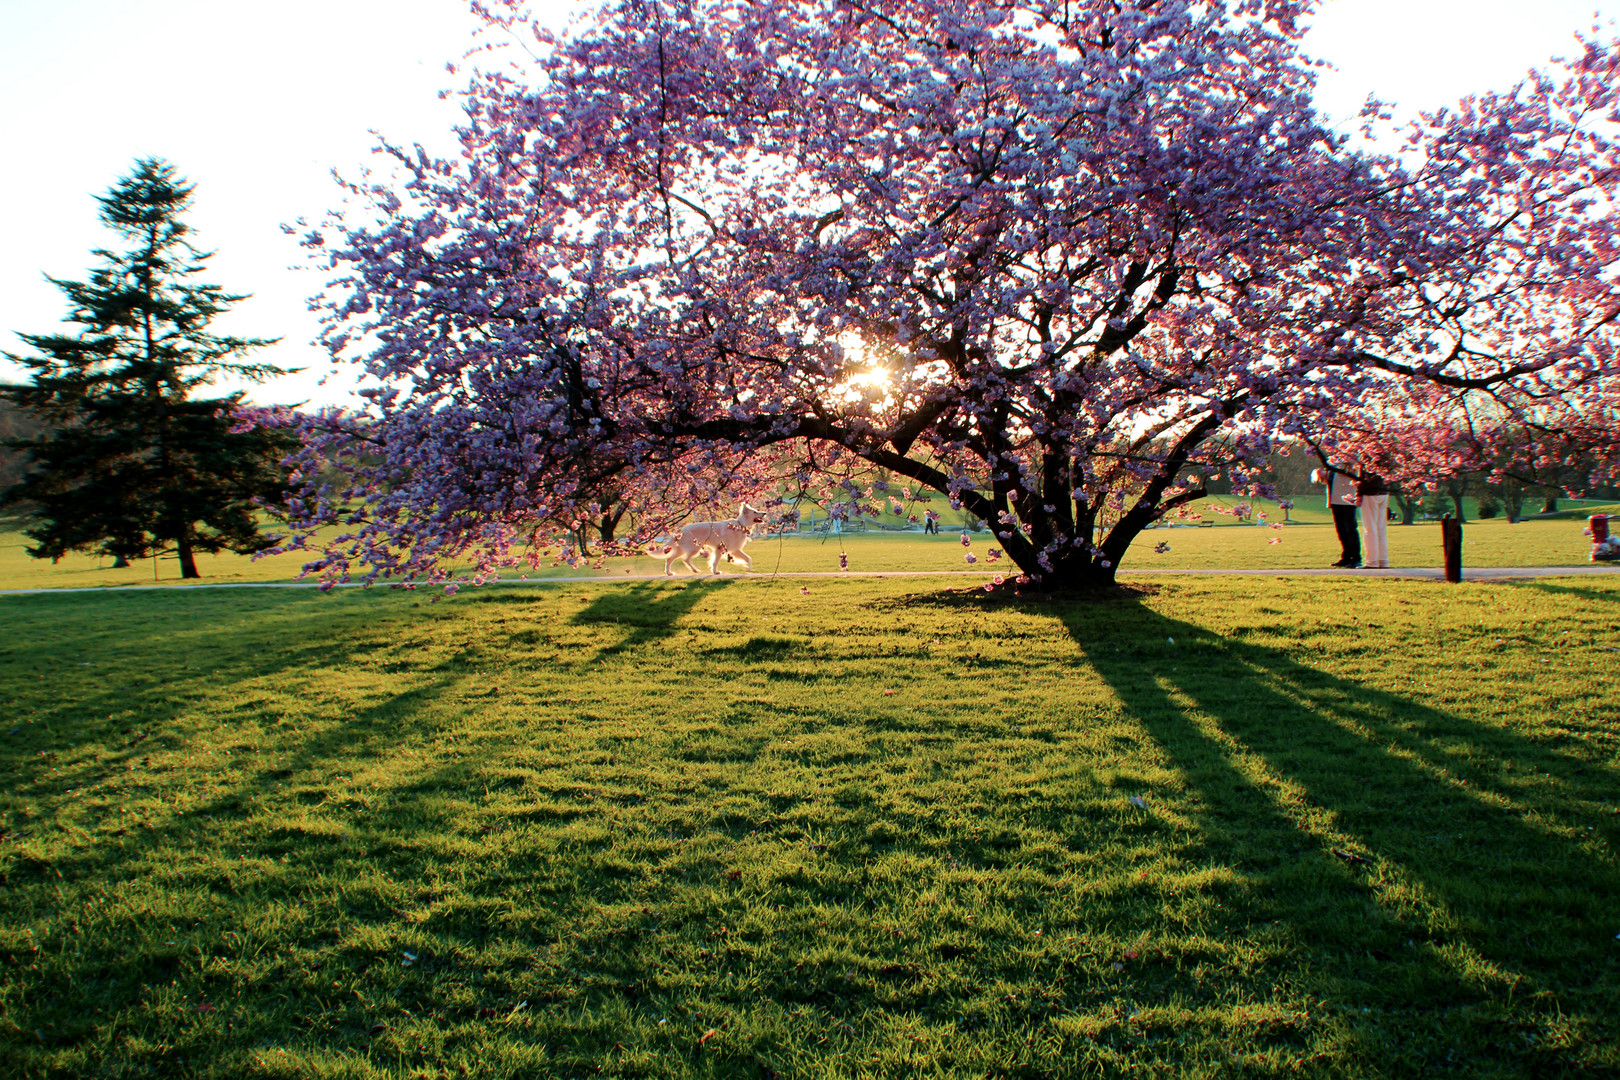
2;564;1618;596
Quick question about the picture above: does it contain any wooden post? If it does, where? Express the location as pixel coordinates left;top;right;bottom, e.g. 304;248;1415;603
1441;515;1463;583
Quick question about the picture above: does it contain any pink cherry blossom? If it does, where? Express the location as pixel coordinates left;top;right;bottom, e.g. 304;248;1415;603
247;0;1620;594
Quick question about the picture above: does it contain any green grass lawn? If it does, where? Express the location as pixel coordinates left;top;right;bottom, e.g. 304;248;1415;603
2;576;1616;1077
2;498;1617;590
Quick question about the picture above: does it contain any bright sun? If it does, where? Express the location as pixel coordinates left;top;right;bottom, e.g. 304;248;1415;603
829;332;896;405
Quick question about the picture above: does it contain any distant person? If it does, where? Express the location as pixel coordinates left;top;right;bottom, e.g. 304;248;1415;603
923;509;940;535
1355;460;1390;568
1311;462;1361;568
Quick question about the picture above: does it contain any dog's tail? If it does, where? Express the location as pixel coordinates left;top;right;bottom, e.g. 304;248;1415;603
645;542;673;558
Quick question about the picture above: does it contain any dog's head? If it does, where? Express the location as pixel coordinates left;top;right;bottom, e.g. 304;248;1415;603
739;504;768;528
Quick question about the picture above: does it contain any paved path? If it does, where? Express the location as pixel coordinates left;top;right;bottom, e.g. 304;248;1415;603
2;564;1617;596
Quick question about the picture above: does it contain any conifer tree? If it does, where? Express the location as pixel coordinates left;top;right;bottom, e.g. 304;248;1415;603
1;158;294;578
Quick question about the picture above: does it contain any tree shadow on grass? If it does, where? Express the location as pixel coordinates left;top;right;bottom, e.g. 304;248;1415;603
567;578;733;663
0;589;488;1068
1050;591;1619;1075
2;591;463;806
3;581;731;1074
1501;578;1620;605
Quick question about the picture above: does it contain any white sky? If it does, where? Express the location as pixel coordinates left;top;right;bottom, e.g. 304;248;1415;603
0;0;1615;409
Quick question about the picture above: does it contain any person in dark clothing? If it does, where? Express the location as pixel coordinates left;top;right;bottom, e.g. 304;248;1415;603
1312;464;1361;568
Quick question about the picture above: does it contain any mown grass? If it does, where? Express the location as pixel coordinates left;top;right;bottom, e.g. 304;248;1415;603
2;499;1615;590
2;575;1616;1078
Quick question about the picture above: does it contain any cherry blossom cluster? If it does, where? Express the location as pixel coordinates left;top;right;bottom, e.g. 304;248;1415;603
250;0;1620;592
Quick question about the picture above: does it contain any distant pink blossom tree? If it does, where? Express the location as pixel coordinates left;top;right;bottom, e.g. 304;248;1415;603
270;0;1620;591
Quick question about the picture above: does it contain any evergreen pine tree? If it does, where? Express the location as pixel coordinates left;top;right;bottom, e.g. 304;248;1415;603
1;158;295;578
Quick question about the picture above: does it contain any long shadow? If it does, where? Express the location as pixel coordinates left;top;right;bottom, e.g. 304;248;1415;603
1503;578;1620;605
0;589;487;1068
2;591;461;807
1051;592;1619;1073
5;584;702;1072
568;578;733;663
7;586;727;1073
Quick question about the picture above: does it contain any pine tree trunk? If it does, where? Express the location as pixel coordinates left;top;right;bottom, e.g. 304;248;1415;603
177;530;200;579
112;555;130;568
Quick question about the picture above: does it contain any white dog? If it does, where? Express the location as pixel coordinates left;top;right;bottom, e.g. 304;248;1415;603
648;504;768;576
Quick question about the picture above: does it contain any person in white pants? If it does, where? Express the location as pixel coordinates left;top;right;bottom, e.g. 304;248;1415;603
1356;465;1390;569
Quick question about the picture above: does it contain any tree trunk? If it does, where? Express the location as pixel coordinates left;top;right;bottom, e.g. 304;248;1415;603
1541;496;1559;514
1445;479;1468;522
1394;493;1418;525
598;503;628;546
112;555;130;568
1015;498;1201;592
1502;483;1524;523
1020;550;1122;592
177;530;200;579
